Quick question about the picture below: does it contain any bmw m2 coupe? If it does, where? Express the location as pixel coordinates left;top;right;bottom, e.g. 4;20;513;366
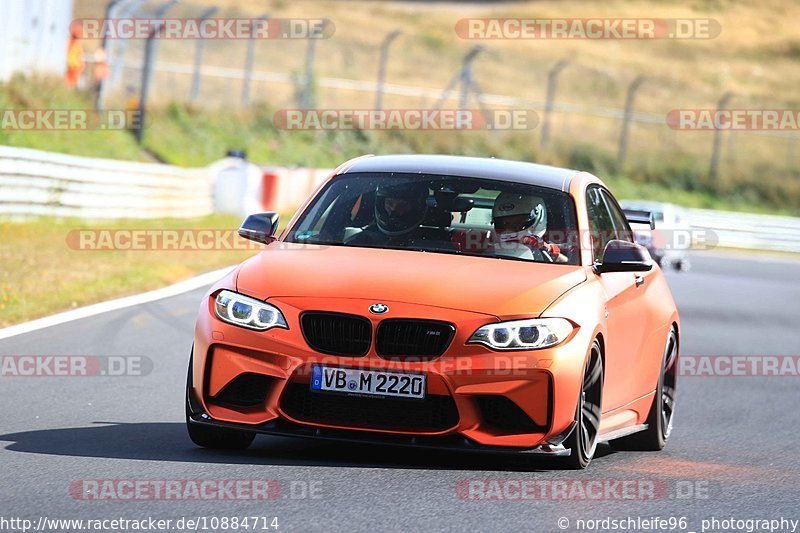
187;154;679;469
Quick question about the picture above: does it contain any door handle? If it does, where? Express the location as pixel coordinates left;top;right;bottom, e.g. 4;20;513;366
634;274;645;287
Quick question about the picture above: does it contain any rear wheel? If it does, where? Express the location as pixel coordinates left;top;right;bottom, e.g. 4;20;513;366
562;340;603;469
611;327;678;451
185;351;256;450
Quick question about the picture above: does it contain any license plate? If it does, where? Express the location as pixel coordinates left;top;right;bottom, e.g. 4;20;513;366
310;366;426;399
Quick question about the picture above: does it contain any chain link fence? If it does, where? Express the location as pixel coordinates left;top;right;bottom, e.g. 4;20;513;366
82;0;800;210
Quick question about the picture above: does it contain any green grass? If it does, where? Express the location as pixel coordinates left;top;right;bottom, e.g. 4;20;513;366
0;72;800;215
0;76;147;161
605;173;791;215
68;0;800;216
0;214;263;327
2;75;798;214
140;106;800;214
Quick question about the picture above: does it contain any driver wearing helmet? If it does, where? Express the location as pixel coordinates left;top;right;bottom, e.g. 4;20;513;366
347;181;432;246
374;181;429;238
490;191;568;263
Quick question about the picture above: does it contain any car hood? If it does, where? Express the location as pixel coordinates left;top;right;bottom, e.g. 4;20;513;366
236;243;587;317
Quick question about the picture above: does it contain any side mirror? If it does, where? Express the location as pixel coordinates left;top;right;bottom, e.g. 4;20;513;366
594;239;653;274
238;212;279;244
622;209;655;229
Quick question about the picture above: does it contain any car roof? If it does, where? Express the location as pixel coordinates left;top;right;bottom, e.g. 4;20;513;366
336;154;579;192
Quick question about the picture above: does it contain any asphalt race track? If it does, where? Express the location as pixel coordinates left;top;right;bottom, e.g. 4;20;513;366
1;250;799;532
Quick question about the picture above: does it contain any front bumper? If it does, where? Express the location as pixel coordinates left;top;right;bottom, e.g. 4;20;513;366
191;293;591;453
187;388;575;457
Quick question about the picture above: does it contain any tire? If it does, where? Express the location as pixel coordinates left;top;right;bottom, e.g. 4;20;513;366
562;340;604;469
610;327;678;451
185;351;256;450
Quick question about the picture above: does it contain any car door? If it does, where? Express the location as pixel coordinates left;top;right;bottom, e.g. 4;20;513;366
586;185;648;411
602;190;664;399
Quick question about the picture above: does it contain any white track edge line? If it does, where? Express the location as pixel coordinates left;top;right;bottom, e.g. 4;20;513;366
0;266;236;341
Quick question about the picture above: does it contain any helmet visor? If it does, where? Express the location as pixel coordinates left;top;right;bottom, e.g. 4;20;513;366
374;184;428;236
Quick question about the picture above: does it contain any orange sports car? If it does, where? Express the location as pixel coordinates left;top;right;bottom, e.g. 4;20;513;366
186;154;680;469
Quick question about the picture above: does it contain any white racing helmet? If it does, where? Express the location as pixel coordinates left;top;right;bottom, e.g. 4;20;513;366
492;192;548;239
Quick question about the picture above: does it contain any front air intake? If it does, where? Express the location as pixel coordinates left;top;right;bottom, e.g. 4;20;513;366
280;382;459;431
213;373;275;408
475;395;543;434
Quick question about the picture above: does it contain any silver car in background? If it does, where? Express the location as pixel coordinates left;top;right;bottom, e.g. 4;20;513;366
620;200;691;272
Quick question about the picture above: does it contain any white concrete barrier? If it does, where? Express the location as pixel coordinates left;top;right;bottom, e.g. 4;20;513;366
0;146;213;219
2;144;798;253
686;208;800;253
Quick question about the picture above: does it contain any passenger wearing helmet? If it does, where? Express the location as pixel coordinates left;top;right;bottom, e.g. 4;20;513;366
346;181;435;246
490;191;568;263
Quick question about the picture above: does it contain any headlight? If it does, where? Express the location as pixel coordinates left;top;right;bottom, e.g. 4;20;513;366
468;318;574;350
214;290;288;331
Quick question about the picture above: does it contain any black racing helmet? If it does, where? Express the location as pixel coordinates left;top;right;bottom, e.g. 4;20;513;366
374;181;429;236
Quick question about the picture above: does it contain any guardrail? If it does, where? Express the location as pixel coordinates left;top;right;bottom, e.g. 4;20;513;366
686;208;800;254
2;145;799;253
0;146;213;219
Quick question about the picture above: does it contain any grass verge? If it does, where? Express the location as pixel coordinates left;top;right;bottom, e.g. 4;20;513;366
2;74;798;214
0;214;270;327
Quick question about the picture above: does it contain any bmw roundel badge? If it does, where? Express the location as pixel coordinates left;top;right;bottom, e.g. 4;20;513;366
369;303;389;314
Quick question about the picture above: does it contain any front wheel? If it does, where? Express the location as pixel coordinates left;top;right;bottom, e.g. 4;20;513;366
562;339;603;469
611;327;678;451
185;351;256;450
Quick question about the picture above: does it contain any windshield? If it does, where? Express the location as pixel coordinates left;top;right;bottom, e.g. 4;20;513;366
285;173;580;265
